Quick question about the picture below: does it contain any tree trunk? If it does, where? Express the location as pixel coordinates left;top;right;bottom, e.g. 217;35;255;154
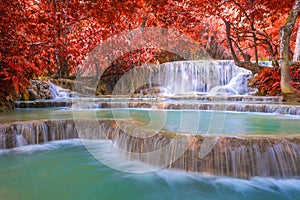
293;22;300;62
224;22;262;74
280;0;300;102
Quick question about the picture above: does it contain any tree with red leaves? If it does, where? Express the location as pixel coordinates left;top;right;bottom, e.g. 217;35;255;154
0;0;41;109
194;0;295;73
280;0;300;102
1;0;300;110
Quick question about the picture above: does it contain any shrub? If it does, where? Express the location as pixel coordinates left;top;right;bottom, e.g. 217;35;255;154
249;63;300;96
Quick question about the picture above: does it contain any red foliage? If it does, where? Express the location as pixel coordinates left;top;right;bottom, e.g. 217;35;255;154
0;0;298;101
250;64;300;96
1;57;40;95
0;1;41;99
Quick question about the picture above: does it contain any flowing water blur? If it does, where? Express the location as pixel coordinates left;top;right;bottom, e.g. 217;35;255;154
0;140;300;200
1;60;298;199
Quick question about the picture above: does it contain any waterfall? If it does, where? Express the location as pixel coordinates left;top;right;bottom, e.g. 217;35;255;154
1;119;299;178
15;134;28;147
0;120;78;148
0;133;6;149
49;82;77;99
0;120;117;149
113;60;251;96
217;73;252;95
112;125;300;178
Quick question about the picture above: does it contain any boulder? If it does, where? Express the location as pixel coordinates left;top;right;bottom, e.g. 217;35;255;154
27;88;41;100
21;80;53;100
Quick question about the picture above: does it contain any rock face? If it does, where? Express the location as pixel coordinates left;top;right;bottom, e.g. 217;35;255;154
1;79;81;111
23;79;80;101
51;78;75;91
15;100;73;109
135;86;173;96
23;80;52;100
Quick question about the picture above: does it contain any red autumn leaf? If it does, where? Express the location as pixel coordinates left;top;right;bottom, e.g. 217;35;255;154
12;75;20;94
272;82;280;88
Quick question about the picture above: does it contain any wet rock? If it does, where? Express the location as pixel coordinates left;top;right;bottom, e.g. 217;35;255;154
28;88;41;100
21;80;53;100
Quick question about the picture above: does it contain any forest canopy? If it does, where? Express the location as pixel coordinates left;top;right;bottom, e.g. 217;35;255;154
0;0;299;101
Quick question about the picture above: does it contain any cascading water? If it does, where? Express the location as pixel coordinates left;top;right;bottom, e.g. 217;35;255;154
112;123;300;178
15;134;28;147
14;81;77;108
0;120;79;148
49;82;77;98
0;120;119;148
217;73;253;95
113;60;252;95
1;119;300;178
2;59;298;179
0;133;6;149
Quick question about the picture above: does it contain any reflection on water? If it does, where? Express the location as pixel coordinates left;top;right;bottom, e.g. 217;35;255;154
0;140;299;200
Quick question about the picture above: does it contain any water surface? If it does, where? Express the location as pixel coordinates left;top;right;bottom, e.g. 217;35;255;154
0;140;299;200
1;108;300;135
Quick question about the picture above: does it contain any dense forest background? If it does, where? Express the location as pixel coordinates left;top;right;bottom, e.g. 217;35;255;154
1;0;300;106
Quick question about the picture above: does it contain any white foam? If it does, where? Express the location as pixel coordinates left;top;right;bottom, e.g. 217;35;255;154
81;139;158;173
155;169;300;193
49;82;77;99
0;139;82;155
